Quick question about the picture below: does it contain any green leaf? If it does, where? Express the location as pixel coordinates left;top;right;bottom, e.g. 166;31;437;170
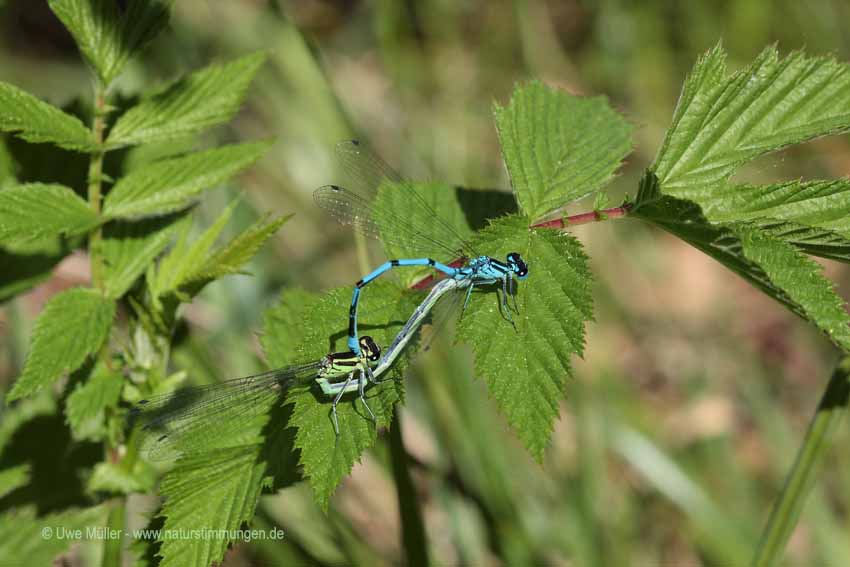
150;201;238;298
261;288;315;366
121;135;197;173
102;213;187;299
634;174;850;352
106;53;266;147
0;82;92;151
88;460;155;494
456;214;594;460
156;447;270;567
494;80;633;220
653;44;850;199
8;288;115;401
102;142;272;218
176;214;289;296
733;223;850;351
0;505;107;565
65;362;123;442
698;179;850;237
155;405;298;567
0;183;99;244
0;464;30;498
751;219;850;264
261;281;420;510
49;0;172;85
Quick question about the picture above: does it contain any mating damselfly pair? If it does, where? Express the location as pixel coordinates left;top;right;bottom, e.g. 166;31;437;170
131;141;528;459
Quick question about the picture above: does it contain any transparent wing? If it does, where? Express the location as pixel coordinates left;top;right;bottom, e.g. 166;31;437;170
130;361;322;461
314;139;477;259
314;184;462;259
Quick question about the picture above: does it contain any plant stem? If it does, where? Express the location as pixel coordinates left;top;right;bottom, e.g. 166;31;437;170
388;410;429;567
88;86;107;289
752;356;850;566
530;204;632;230
89;82;122;563
103;498;125;567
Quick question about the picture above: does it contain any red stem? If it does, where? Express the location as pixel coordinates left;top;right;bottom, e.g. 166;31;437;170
530;204;631;230
409;204;631;290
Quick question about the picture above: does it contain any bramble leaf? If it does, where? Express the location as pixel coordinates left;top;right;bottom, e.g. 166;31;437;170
754;220;850;263
456;214;594;460
8;288;115;400
102;142;272;218
0;505;106;565
102;213;187;299
150;202;238;298
156;448;267;566
633;174;850;352
638;45;850;349
262;281;420;510
733;223;850;351
699;179;850;237
65;362;123;442
0;82;93;151
48;0;172;85
172;214;289;297
0;183;99;244
494;80;633;220
0;464;30;499
156;406;298;567
88;460;155;494
148;204;288;302
653;44;850;200
106;53;266;147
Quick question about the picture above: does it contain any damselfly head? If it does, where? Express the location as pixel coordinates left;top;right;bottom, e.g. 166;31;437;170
360;335;381;362
507;252;529;280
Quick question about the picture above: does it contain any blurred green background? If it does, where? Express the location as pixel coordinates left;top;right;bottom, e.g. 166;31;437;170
2;1;850;565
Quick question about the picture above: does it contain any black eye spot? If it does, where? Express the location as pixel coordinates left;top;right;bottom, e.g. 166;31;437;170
351;139;361;146
361;336;380;360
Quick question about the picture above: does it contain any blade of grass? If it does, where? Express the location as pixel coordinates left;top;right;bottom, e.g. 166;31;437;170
388;410;429;567
752;356;850;567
